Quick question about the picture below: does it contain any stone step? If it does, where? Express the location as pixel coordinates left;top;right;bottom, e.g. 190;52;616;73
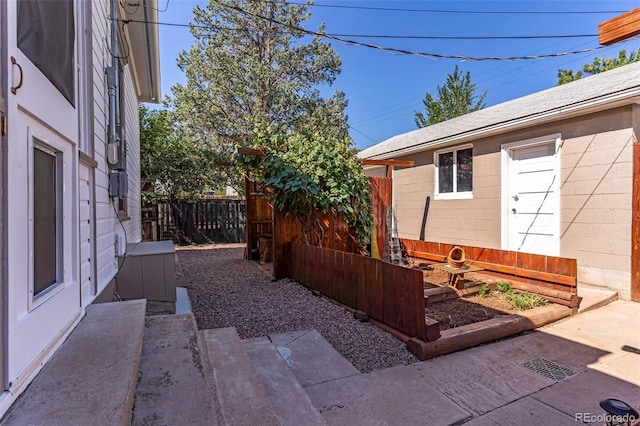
268;330;360;388
200;328;280;425
1;300;146;426
132;314;217;425
244;337;327;426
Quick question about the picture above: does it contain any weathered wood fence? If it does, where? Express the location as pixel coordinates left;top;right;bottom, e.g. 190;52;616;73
151;199;246;244
288;243;428;341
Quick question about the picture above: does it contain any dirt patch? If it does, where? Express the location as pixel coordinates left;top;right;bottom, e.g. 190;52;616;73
426;291;532;330
411;259;547;330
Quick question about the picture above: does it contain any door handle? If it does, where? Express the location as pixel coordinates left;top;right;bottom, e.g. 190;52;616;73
512;208;517;214
11;57;23;95
512;195;519;201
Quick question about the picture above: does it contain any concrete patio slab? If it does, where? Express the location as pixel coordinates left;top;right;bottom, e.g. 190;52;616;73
464;396;577;426
530;368;640;424
201;327;279;425
544;301;640;348
477;330;611;373
132;314;215;425
269;330;359;387
2;300;146;426
577;286;618;314
244;337;326;426
305;365;471;426
412;343;555;416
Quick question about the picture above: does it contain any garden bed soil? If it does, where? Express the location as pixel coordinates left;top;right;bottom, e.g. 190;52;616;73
409;258;548;330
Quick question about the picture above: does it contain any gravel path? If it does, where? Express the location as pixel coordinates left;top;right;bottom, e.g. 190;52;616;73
177;243;417;373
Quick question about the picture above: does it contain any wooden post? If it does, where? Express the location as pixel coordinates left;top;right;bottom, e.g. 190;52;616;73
599;8;640;45
632;142;640;302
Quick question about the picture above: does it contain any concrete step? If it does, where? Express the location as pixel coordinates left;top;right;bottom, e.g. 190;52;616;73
268;330;360;388
132;314;217;425
244;337;327;426
1;300;146;426
200;328;280;425
577;285;618;313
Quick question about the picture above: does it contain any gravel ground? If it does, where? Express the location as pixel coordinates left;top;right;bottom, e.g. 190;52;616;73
177;243;417;373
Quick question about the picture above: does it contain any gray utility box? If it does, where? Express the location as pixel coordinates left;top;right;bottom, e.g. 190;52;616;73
117;241;176;302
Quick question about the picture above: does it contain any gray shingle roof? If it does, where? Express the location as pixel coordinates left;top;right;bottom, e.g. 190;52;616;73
358;61;640;159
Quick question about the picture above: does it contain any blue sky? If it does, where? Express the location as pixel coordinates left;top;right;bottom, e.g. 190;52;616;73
154;1;640;150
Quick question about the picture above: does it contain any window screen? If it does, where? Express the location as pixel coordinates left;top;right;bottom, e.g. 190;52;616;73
33;146;59;295
17;0;75;105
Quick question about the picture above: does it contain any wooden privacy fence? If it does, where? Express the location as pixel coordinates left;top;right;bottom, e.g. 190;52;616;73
288;243;428;341
267;176;393;278
402;238;579;307
155;199;246;243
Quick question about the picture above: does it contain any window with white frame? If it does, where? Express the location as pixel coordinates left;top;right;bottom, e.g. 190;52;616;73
33;143;63;298
434;145;473;199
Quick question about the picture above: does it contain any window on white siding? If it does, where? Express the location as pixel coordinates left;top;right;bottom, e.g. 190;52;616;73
434;145;473;200
33;143;63;298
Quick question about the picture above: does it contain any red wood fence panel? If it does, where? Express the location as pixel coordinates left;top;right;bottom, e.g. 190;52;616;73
401;238;578;304
370;177;393;258
288;244;426;341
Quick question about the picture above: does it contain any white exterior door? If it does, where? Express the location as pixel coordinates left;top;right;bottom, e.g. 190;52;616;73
503;136;561;256
5;0;81;390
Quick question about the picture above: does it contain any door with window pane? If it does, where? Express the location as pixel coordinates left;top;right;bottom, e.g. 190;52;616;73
5;0;81;388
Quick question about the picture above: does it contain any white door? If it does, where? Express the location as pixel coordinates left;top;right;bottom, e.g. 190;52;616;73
503;138;560;256
5;0;81;390
0;6;5;392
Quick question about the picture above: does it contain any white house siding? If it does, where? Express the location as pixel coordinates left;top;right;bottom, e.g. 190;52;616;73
122;65;142;243
89;1;142;302
386;106;636;298
79;164;93;306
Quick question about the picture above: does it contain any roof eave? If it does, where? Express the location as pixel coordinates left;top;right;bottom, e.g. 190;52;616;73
363;87;640;160
122;0;161;103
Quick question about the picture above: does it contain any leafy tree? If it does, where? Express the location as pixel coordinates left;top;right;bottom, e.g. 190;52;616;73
239;128;372;253
171;0;348;191
557;49;640;85
140;105;222;243
414;65;487;128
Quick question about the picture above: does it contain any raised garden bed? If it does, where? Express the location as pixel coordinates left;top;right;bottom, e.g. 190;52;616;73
404;257;572;359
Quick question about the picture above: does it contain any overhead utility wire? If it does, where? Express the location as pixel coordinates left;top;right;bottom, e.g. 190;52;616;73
117;18;597;40
281;2;627;15
328;34;597;40
223;4;608;61
118;15;607;61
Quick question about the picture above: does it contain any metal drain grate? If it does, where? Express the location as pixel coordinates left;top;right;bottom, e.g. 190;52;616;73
519;357;577;381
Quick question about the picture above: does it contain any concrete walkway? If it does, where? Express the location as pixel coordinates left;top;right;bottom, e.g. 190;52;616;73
300;300;640;425
1;287;636;425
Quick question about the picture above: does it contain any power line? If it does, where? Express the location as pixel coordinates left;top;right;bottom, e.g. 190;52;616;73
326;33;598;41
117;14;608;61
118;18;598;41
283;2;628;15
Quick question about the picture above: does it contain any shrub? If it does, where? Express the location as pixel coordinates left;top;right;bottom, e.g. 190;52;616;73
496;281;513;294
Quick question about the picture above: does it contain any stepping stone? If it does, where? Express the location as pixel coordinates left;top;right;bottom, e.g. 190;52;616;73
245;337;326;425
269;329;359;387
